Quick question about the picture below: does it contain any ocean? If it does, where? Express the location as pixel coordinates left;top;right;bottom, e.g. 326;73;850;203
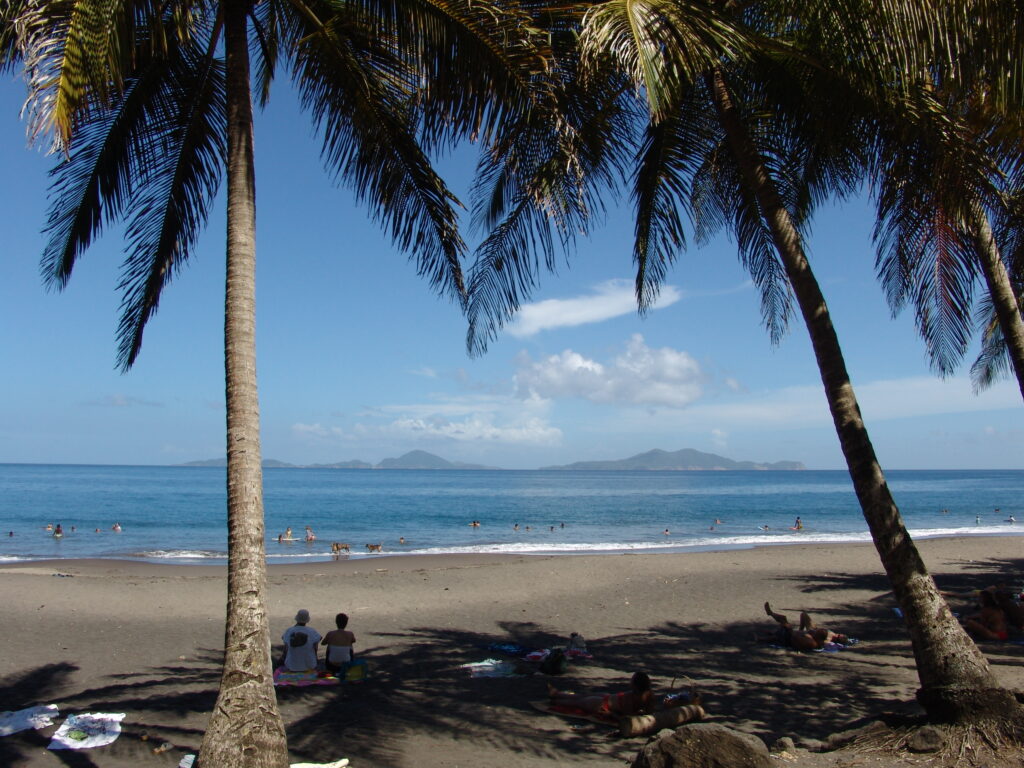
0;464;1020;564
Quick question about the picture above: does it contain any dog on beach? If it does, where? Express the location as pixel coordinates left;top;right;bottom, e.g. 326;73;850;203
366;542;383;553
331;542;350;554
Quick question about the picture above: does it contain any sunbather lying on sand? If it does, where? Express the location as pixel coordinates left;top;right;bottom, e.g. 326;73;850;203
547;671;653;717
756;602;849;651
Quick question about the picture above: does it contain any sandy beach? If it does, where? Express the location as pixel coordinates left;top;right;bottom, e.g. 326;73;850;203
2;536;1023;767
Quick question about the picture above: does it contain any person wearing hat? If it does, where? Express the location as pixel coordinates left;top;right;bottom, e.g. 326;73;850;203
282;609;322;672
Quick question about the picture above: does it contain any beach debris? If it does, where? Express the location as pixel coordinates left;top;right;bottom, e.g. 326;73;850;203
631;723;772;768
178;756;196;768
459;658;519;678
0;704;60;736
153;741;173;754
48;712;125;750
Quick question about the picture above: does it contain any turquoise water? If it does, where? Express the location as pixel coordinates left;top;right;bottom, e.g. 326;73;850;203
0;464;1021;563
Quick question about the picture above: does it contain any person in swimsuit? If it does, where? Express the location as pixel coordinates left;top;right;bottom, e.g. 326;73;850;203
546;671;653;717
756;602;848;650
321;612;357;673
963;589;1011;641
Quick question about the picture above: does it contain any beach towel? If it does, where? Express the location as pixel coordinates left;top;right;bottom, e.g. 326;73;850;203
48;712;125;750
0;704;59;736
487;642;533;656
460;658;520;678
524;647;594;663
813;638;859;653
274;668;341;687
529;700;617;726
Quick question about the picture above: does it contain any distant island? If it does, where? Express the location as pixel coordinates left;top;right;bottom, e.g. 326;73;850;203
179;447;803;471
540;448;804;471
179;450;496;470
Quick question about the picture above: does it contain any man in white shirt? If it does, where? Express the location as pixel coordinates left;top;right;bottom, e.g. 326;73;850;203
282;609;322;671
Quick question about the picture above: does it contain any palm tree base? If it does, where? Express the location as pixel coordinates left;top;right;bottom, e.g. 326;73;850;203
916;685;1024;726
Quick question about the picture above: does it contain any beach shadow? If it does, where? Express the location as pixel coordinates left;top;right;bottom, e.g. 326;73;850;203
0;663;79;767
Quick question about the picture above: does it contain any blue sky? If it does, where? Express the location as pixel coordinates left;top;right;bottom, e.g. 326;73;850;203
1;77;1020;470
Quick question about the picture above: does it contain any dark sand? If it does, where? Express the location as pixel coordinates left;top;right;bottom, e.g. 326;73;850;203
2;537;1023;767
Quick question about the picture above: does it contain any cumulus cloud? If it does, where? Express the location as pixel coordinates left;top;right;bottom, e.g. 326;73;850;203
514;334;704;408
508;280;682;337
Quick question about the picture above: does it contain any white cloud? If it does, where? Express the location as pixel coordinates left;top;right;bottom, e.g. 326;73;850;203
378;414;562;444
514;334;704;408
508;280;682;337
411;367;437;378
711;428;728;451
613;375;1022;433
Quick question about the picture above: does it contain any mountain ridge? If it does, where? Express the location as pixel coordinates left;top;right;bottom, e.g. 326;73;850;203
540;448;804;471
179;448;803;471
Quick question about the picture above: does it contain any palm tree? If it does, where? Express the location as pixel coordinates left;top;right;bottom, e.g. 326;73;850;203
6;1;550;765
870;85;1024;400
466;0;1022;723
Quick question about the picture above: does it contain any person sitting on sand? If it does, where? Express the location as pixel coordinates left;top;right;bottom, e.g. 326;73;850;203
547;671;654;718
282;609;322;672
962;589;1010;641
321;612;357;673
757;602;849;651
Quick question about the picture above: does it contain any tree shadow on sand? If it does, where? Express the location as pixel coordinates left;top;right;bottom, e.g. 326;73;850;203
9;560;1023;767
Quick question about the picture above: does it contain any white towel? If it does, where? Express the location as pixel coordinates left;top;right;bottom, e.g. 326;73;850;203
48;712;125;750
0;704;59;736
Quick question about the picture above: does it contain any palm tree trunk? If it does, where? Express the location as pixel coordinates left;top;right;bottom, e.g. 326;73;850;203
707;67;1020;723
971;207;1024;399
196;1;289;766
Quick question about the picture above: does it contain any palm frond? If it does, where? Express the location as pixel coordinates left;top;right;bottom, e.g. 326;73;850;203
41;54;174;290
579;0;748;121
464;53;635;356
250;0;287;107
290;0;467;302
0;0;30;71
115;40;225;369
969;296;1013;392
18;0;163;152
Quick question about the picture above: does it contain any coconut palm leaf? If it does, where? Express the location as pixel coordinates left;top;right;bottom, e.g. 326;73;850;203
116;41;225;369
289;0;466;300
464;46;635;355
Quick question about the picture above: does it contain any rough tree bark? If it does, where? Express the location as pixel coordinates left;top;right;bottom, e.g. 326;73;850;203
196;1;290;765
